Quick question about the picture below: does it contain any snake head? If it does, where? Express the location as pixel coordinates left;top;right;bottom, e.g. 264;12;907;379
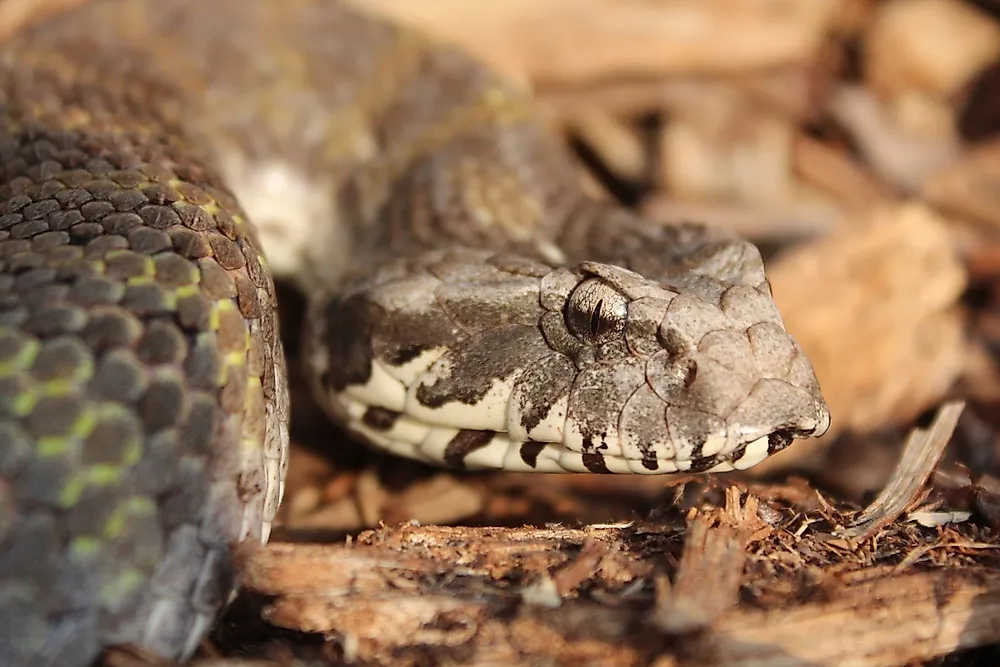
311;248;829;475
528;259;831;473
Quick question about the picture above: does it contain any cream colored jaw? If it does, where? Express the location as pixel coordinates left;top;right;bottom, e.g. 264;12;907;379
336;349;775;474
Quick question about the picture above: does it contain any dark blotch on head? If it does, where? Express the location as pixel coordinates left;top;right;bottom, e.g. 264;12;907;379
443;429;495;469
319;292;380;391
686;452;723;473
414;325;547;409
581;452;611;474
515;353;575;435
519;441;545;469
362;407;400;432
388;344;426;366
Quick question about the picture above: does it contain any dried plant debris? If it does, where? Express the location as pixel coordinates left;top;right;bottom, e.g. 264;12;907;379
841;401;965;541
651;489;757;634
220;415;1000;667
226;482;1000;667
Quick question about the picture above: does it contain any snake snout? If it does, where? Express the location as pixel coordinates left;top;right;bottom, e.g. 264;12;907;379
541;259;831;475
625;291;831;473
713;375;832;471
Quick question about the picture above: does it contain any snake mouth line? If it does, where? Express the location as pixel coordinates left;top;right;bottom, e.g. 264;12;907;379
338;383;827;476
343;395;809;475
764;428;797;454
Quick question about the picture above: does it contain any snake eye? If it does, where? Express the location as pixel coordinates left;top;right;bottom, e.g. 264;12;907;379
565;278;628;344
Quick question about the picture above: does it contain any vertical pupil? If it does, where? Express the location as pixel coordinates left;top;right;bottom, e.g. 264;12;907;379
590;299;604;335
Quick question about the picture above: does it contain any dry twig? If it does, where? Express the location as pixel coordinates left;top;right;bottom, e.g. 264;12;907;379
841;401;965;541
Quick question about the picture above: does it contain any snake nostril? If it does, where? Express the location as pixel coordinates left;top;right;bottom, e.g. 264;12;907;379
681;358;698;388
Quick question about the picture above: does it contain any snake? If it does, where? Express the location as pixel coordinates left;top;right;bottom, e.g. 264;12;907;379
0;0;831;664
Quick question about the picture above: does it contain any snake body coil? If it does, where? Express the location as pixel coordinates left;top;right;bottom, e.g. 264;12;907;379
0;1;830;664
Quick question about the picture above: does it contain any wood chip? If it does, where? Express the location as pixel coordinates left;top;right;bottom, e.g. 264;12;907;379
792;134;895;212
541;68;815;121
642;197;839;242
768;203;967;444
865;0;1000;100
238;522;1000;667
551;538;614;599
829;86;959;192
659;104;798;204
384;474;485;525
652;489;754;633
353;0;842;86
564;109;648;182
841;401;965;541
241;525;652;601
238;542;429;597
699;570;1000;667
923;136;1000;232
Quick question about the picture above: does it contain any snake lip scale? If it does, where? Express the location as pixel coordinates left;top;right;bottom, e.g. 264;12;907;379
0;0;831;665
